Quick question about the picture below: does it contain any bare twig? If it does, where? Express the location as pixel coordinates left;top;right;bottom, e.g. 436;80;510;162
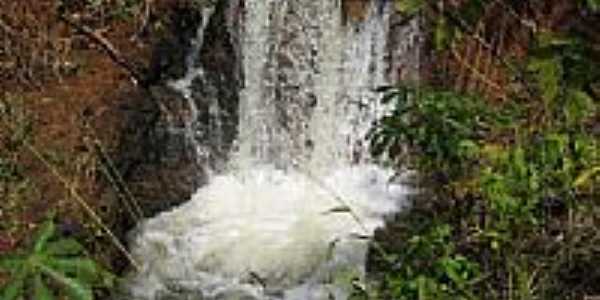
450;43;508;100
427;1;540;100
58;14;145;85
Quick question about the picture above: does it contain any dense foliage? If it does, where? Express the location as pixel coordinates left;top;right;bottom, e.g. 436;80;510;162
362;0;600;299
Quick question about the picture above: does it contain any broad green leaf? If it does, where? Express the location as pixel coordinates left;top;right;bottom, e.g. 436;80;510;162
34;274;55;300
40;264;93;300
45;239;85;256
34;220;56;253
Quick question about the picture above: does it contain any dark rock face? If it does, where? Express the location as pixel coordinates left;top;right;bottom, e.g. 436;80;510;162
145;3;206;85
189;0;242;171
110;0;242;219
114;87;202;218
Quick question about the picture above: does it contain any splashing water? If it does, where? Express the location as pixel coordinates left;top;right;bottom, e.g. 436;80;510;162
126;1;420;299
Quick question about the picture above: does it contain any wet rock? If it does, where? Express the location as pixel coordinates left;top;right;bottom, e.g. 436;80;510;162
101;0;243;223
145;2;207;85
188;0;242;170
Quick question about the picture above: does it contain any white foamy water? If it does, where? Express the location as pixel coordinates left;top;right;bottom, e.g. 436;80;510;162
126;1;420;299
127;165;408;299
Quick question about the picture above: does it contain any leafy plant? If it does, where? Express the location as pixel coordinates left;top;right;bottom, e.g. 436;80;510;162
366;81;600;296
383;223;481;300
0;219;114;300
369;85;506;178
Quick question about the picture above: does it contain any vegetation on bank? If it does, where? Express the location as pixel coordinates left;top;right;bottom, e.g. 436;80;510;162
0;218;114;300
358;0;600;299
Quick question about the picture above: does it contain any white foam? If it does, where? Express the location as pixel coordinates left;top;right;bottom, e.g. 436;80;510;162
128;164;408;299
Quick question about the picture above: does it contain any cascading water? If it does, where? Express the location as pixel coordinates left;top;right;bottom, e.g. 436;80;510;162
125;1;421;299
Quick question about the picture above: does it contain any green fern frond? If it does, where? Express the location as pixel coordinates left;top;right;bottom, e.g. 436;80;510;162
0;218;113;300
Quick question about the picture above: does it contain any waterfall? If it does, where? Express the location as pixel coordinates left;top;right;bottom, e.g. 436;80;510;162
125;1;420;299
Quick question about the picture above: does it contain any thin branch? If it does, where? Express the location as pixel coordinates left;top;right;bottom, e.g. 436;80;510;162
450;42;508;100
428;1;540;100
59;14;145;85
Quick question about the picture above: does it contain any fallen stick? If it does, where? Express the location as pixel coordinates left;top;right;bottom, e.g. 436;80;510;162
59;14;145;85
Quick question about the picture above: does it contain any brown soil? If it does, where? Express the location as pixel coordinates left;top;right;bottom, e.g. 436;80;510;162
0;0;165;270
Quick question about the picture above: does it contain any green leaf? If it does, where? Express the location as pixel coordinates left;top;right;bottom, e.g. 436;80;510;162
34;220;56;253
40;264;93;300
34;274;55;300
45;239;85;257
